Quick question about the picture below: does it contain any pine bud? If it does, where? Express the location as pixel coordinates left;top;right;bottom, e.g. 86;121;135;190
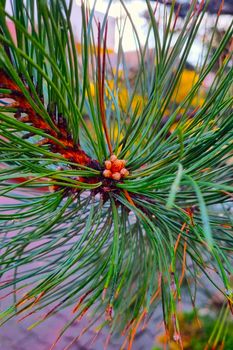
111;159;123;172
103;169;112;178
110;154;117;162
120;168;129;177
112;172;121;180
104;160;112;170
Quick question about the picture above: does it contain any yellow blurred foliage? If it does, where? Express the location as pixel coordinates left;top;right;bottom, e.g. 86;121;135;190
171;69;205;107
89;69;205;116
85;69;206;139
89;79;145;116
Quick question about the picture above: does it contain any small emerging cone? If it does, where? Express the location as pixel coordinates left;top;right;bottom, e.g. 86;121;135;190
103;154;129;180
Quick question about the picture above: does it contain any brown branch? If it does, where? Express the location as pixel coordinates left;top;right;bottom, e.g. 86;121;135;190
0;69;92;167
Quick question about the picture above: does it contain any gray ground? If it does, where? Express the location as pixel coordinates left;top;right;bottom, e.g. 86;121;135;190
0;307;162;350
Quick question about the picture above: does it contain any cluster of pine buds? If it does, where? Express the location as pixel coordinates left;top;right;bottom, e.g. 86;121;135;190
103;155;129;180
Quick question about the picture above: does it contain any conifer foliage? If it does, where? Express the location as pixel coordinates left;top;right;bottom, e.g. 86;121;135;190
0;0;232;348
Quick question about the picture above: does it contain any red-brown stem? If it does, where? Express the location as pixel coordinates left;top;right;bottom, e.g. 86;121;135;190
0;69;92;168
172;4;181;31
217;0;224;17
123;189;136;207
97;22;113;155
198;0;205;14
72;289;93;313
102;21;108;101
179;228;188;288
153;0;159;15
127;309;147;350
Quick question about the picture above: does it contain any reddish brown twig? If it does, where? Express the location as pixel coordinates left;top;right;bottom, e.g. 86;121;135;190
97;22;113;155
123;189;136;207
0;69;92;167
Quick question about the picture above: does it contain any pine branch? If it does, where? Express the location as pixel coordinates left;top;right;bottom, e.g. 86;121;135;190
0;0;232;348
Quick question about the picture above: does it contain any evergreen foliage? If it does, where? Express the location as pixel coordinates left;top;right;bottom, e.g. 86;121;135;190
0;0;232;348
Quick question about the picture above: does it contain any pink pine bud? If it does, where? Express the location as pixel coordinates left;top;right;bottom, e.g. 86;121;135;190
103;169;112;178
112;172;121;181
111;159;123;172
110;154;117;162
120;168;129;177
105;160;112;170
